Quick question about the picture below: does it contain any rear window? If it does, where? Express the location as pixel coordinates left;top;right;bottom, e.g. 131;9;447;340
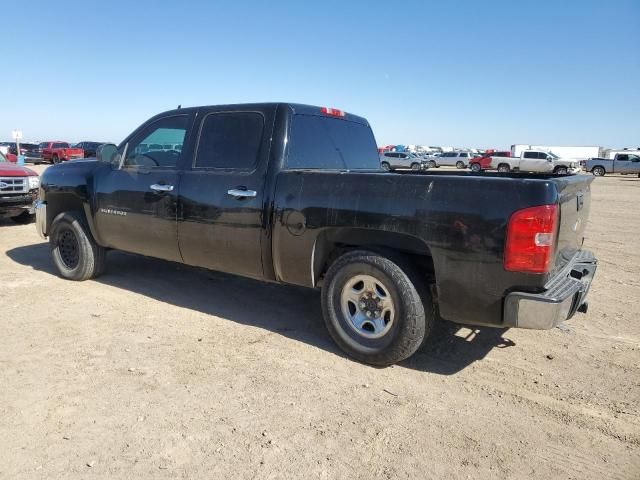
287;115;379;170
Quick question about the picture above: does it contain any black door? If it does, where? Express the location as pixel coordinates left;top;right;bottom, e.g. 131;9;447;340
94;114;190;262
178;107;274;279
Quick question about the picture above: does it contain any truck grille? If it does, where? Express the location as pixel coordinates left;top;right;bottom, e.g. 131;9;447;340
0;177;28;194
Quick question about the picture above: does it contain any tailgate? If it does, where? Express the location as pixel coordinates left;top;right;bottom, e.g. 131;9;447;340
552;175;594;274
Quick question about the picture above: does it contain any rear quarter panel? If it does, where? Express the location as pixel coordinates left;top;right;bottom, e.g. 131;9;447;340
272;170;564;326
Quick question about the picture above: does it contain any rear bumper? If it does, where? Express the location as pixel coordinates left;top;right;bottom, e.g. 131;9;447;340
503;250;597;329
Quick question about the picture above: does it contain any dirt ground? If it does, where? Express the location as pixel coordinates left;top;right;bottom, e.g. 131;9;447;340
0;167;638;479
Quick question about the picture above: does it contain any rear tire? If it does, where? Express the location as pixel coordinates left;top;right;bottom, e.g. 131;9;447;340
592;166;605;176
49;212;106;281
470;163;482;173
321;250;433;366
497;164;510;173
10;211;35;224
456;161;465;169
381;162;391;171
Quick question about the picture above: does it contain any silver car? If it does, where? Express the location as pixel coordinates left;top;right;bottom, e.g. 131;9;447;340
380;152;426;171
429;151;473;169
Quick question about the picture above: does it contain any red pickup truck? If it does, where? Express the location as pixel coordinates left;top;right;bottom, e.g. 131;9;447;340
0;151;39;223
39;141;84;164
469;150;511;172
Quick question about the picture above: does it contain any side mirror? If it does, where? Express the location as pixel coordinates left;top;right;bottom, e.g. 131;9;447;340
96;143;121;167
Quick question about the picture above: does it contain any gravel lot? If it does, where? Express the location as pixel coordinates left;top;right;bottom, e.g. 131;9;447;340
1;167;638;479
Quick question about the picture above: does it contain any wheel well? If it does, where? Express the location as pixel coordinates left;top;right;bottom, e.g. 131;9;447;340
312;228;436;290
46;193;90;234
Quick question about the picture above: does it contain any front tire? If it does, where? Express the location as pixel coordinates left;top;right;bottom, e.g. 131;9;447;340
554;166;568;175
428;160;436;168
52;154;60;164
381;162;391;171
321;250;433;366
592;166;605;176
49;212;106;281
410;162;420;171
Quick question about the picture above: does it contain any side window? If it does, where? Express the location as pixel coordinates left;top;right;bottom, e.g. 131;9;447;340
52;142;66;149
124;115;188;168
195;112;264;169
617;154;629;161
523;151;537;159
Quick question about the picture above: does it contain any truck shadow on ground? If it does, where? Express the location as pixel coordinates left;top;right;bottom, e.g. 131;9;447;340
7;242;515;375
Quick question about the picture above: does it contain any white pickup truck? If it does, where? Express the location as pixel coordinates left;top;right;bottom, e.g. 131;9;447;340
492;150;580;174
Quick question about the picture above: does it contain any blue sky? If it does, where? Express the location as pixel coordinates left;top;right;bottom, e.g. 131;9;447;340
2;0;638;148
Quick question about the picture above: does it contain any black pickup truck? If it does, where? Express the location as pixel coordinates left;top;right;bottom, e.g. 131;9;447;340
34;103;598;366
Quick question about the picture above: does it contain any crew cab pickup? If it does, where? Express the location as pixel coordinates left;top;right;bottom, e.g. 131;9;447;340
39;141;84;164
492;150;580;174
34;103;598;366
0;151;39;223
584;153;640;176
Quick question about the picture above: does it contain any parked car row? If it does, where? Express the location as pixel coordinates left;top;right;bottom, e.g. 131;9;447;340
381;148;580;175
0;141;107;164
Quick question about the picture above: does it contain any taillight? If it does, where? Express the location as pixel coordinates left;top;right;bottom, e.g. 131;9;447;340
504;204;558;274
320;107;345;117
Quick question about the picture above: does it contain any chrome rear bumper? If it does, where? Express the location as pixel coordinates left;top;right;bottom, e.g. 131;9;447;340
503;250;597;329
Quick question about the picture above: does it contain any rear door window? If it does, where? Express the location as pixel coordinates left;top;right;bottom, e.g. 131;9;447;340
195;112;264;169
523;151;538;159
287;115;379;170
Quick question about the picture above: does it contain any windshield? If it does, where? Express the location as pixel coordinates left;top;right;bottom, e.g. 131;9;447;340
547;151;559;159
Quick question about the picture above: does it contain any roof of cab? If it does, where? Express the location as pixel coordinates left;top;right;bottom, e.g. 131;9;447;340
154;102;370;126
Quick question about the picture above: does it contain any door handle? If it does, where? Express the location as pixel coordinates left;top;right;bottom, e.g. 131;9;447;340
227;188;257;198
150;184;174;192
